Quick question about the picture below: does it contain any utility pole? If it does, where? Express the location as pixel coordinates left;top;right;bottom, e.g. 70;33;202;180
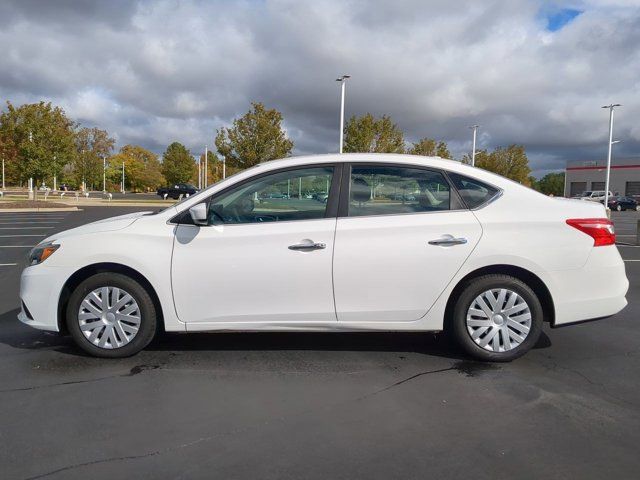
469;125;479;166
602;104;621;209
336;75;350;153
204;145;208;188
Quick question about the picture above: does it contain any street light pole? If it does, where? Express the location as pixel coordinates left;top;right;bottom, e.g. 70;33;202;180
2;155;4;190
222;156;226;179
336;75;350;153
102;156;106;193
121;161;125;194
469;125;479;166
204;145;208;188
602;104;621;209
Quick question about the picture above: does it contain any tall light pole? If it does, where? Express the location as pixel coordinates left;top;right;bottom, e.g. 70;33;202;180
102;156;107;193
204;145;208;188
469;125;479;166
2;155;4;190
121;161;125;194
602;104;621;209
336;75;350;153
222;155;226;179
53;155;57;191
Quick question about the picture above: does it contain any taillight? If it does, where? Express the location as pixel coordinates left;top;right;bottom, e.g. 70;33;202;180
566;218;616;246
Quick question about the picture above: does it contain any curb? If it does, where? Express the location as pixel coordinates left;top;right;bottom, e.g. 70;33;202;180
0;207;80;212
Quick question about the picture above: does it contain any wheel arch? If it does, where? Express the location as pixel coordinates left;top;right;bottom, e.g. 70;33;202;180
57;262;165;335
444;264;555;329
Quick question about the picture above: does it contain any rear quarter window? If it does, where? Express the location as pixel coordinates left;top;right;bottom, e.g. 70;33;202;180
448;172;500;209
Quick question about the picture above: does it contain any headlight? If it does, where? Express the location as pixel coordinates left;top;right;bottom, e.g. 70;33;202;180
27;241;60;266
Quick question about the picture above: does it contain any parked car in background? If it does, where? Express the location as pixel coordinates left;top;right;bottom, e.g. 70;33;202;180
607;196;639;211
19;154;628;362
157;183;198;199
577;190;613;202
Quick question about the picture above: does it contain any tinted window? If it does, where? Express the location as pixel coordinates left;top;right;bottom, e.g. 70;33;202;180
348;166;450;217
448;173;499;209
206;166;334;224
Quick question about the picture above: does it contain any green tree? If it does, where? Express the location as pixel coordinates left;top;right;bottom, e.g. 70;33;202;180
475;145;532;186
215;102;294;169
534;172;565;196
344;114;404;153
162;142;196;184
0;101;76;185
107;145;165;192
72;127;115;190
409;138;451;158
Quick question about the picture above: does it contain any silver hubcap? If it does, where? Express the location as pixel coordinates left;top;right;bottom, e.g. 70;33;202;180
466;288;532;353
78;286;141;349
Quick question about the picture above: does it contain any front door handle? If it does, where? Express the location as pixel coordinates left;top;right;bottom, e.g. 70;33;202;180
428;235;468;246
288;241;327;251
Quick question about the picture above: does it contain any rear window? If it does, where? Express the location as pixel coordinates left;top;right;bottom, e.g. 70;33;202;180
448;173;500;209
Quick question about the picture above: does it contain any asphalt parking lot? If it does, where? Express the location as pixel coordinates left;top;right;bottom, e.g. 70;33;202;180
0;207;639;480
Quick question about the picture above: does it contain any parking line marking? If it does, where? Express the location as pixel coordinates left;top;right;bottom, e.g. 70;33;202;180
0;222;59;224
624;260;640;262
0;234;46;237
0;227;54;230
0;245;35;248
0;263;18;266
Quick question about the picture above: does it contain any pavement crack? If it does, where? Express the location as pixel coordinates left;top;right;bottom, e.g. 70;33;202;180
365;366;456;397
0;364;161;393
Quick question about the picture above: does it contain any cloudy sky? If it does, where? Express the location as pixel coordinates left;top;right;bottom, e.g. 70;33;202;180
1;0;638;176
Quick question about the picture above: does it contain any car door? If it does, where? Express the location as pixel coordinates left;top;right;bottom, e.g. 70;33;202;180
171;164;340;325
332;164;483;322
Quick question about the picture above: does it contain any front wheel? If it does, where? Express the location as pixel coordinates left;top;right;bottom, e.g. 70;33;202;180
616;204;622;211
450;274;543;362
66;272;157;358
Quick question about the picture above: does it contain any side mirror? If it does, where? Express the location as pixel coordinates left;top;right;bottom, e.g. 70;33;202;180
188;203;208;226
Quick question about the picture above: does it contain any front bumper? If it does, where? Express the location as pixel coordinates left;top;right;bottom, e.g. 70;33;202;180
18;264;75;332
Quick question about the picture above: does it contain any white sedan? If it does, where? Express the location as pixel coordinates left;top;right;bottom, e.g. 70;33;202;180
18;154;629;361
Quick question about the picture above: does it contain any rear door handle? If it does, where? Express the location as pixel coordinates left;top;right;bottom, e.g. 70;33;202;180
288;241;326;251
428;235;467;246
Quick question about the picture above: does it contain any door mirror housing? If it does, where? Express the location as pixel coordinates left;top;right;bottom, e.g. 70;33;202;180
188;203;208;226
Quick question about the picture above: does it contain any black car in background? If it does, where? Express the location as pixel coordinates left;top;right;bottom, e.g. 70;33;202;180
157;183;198;199
607;195;639;211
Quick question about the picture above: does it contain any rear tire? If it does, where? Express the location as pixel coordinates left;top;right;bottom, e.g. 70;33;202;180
450;274;543;362
66;272;157;358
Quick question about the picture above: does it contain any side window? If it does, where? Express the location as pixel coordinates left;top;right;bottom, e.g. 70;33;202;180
206;166;334;225
348;166;451;217
448;173;499;209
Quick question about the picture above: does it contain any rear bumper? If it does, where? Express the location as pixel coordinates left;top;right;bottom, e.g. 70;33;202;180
549;246;629;327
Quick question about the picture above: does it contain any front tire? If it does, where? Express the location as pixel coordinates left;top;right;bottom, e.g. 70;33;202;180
450;274;543;362
66;272;157;358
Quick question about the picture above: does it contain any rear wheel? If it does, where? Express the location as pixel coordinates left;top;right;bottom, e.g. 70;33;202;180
616;204;622;211
66;272;157;358
451;274;543;362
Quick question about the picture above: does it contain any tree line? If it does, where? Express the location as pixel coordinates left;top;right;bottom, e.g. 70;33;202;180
0;100;558;193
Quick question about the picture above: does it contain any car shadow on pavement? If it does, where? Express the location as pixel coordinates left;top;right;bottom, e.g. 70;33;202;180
0;307;553;360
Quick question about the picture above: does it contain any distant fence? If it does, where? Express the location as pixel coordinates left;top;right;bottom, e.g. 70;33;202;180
0;189;113;202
